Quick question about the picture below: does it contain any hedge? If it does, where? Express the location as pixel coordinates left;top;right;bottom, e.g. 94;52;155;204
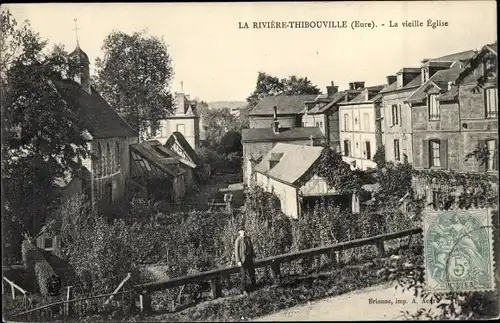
34;261;61;297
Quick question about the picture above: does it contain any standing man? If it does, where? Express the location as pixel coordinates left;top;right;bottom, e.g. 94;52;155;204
234;227;256;295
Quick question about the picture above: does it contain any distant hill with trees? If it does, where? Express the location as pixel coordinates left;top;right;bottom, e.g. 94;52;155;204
207;101;246;111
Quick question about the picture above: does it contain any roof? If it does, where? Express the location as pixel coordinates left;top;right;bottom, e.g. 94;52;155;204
339;85;384;105
486;43;497;55
406;68;465;103
424;49;476;63
130;142;182;177
380;74;422;94
253;143;324;185
53;78;138;138
242;126;325;142
164;132;202;165
455;43;498;85
306;91;346;114
249;95;318;115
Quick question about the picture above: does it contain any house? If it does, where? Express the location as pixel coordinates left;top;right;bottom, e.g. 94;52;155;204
301;81;363;152
242;107;325;186
409;43;497;203
248;95;318;128
36;43;139;251
338;85;385;170
149;92;201;150
380;49;477;165
253;143;355;218
163;131;210;180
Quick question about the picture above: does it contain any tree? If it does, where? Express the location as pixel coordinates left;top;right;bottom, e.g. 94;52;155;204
246;72;322;109
94;30;174;139
1;10;90;262
201;107;243;147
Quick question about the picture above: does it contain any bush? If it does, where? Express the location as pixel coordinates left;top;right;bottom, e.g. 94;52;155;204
22;239;44;272
34;261;60;296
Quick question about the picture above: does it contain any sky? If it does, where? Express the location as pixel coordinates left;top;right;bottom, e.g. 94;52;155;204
4;1;497;103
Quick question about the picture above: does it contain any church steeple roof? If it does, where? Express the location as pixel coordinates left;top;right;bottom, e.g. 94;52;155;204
69;44;90;64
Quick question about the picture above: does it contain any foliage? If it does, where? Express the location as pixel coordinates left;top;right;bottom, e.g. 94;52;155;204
201;107;245;148
246;72;321;109
196;147;242;174
34;261;60;296
21;240;45;272
370;161;414;211
218;131;242;154
1;10;91;263
313;146;364;194
372;145;386;168
94;30;174;139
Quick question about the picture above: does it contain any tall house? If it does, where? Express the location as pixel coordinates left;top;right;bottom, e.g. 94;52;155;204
410;43;498;174
302;81;362;152
338;84;384;170
248;95;318;128
380;68;422;164
149;92;201;149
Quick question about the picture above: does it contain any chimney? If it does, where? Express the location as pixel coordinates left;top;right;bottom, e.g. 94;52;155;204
349;81;365;90
326;81;339;97
175;93;186;115
273;106;278;120
386;75;397;85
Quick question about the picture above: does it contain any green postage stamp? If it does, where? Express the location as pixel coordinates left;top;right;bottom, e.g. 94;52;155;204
423;208;495;292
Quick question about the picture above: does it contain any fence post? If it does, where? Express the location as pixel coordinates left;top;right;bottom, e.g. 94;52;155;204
270;261;281;285
66;286;73;316
11;283;15;299
139;290;152;313
210;277;222;299
376;240;386;258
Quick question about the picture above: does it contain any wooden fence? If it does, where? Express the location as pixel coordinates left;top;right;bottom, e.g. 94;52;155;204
2;276;31;310
8;227;422;322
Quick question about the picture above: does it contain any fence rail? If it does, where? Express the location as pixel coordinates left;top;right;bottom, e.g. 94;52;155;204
8;227;422;322
2;276;31;310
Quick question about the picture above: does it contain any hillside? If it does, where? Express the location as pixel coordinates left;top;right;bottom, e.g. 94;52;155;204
207;101;247;110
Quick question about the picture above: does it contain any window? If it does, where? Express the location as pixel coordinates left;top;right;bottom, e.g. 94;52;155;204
44;237;53;250
485;88;498;119
315;121;323;128
96;143;102;176
363;113;370;131
115;142;120;170
391;105;399;125
365;141;371;160
486;139;497;171
343;114;349;131
394;139;400;161
106;143;111;175
428;94;440;120
429;140;441;167
176;124;185;133
343;140;350;157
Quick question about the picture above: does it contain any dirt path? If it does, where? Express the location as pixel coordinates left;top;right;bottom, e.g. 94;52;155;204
254;282;443;321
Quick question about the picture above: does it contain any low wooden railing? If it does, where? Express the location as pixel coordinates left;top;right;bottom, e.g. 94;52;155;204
2;276;31;310
8;227;422;321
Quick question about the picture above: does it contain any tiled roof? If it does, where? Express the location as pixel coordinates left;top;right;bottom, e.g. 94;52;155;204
307;91;346;114
147;140;197;169
405;68;464;103
249;95;318;115
426;49;476;62
340;85;384;104
242;126;325;142
53;79;138;138
164;132;202;165
380;74;422;94
253;143;324;185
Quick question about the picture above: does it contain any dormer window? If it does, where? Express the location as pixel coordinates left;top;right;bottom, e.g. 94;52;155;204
421;67;430;83
484;54;497;80
397;74;403;88
428;94;440;120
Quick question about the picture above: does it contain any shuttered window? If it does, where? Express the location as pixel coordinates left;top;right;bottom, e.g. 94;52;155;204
428;94;440;120
485;88;498;119
391;105;399;125
394;139;400;161
344;140;350;157
365;141;371;160
430;140;441;167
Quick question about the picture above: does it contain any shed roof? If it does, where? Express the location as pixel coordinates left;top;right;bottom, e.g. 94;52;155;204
249;95;318;115
164;132;202;165
254;143;324;185
130;142;182;177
